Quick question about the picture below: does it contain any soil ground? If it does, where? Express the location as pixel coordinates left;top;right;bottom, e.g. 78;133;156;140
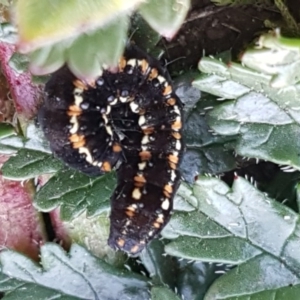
163;0;283;73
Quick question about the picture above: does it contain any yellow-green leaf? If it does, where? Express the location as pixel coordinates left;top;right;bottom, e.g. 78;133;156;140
139;0;190;39
15;0;142;52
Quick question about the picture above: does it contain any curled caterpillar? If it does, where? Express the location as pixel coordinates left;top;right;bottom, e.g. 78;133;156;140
38;44;184;255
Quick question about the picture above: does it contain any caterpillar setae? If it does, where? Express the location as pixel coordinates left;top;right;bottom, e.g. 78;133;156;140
38;44;184;255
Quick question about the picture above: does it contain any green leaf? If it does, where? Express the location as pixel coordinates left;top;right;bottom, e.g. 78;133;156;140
206;255;300;300
262;170;300;211
174;75;202;114
34;169;116;220
0;135;24;154
172;182;197;212
0;123;52;155
176;261;220;300
181;95;236;182
167;236;260;263
30;18;130;78
139;239;178;287
0;120;65;178
0;22;17;44
29;41;67;75
193;73;250;99
0;273;79;300
0;0;10;6
139;0;190;39
296;184;300;211
8;52;29;74
242;31;300;88
67;16;129;80
64;212;125;266
151;286;181;300
0;124;23;154
0;123;58;178
0;123;16;139
15;0;143;52
162;177;300;298
194;54;300;169
1;149;62;180
0;243;150;299
24;123;52;153
130;14;162;56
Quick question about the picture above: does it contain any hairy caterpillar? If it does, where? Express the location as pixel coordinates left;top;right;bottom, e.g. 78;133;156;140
38;44;184;255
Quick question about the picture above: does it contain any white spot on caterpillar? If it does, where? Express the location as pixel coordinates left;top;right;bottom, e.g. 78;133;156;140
175;116;181;122
175;140;181;150
102;114;109;124
138;115;146;126
105;125;113;136
141;135;150;144
109;98;118;105
132;188;142;200
157;75;166;84
170;170;176;182
79;147;93;164
138;162;147;170
161;198;170;210
130;101;139;113
73;88;83;95
173;106;181;115
74;95;83;106
120;97;128;103
69;116;79;134
105;105;111;115
127;59;137;67
127;204;138;211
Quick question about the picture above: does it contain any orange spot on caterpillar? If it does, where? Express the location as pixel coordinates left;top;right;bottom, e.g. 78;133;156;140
117;238;125;247
168;154;179;164
167;98;176;106
163;85;172;96
139;151;152;161
171;120;182;130
130;244;140;254
68;105;82;112
140;59;149;74
101;161;111;172
163;184;173;197
112;143;122;152
125;210;135;218
148;68;158;80
119;56;127;71
73;79;88;90
142;127;154;135
134;175;146;183
153;222;161;228
156;216;164;224
172;132;182;139
69;134;85;148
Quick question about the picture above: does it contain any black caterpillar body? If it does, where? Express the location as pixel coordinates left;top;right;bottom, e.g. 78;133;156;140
38;44;184;255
